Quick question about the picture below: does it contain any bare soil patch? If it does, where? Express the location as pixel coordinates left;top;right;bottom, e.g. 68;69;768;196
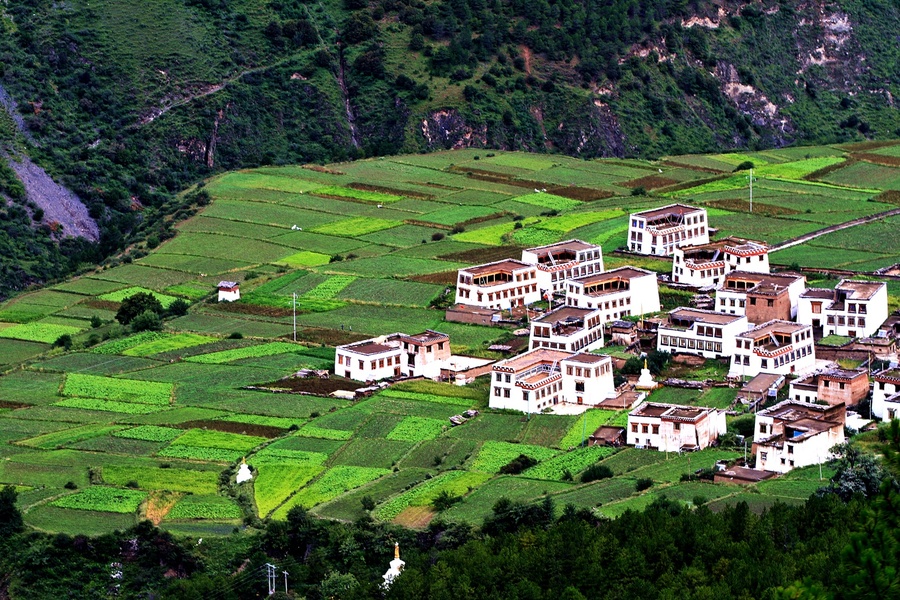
620;175;679;190
406;271;459;285
707;198;800;216
177;419;286;438
212;302;293;318
348;182;434;200
303;164;344;175
439;245;525;264
260;374;360;396
393;505;436;528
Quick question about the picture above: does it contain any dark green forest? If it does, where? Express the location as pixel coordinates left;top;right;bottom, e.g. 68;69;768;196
1;428;899;599
2;0;900;293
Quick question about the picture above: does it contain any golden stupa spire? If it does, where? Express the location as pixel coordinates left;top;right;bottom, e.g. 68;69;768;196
394;542;400;560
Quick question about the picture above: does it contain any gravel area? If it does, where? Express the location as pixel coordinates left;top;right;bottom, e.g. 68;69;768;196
6;153;99;241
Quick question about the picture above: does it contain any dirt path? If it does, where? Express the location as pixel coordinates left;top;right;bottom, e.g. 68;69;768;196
770;206;900;251
6;153;99;241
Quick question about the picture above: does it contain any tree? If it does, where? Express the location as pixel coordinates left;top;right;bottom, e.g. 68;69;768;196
0;485;23;537
167;298;189;317
819;443;885;501
116;292;163;325
130;310;163;333
53;334;73;350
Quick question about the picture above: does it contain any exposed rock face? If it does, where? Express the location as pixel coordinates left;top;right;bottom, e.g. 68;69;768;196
717;62;794;141
421;109;488;150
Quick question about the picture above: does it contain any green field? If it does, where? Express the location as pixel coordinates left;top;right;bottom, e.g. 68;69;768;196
0;147;894;536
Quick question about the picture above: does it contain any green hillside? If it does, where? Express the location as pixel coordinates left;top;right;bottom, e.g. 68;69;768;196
3;0;900;295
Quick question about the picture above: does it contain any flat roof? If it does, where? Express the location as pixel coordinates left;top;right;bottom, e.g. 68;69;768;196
722;271;802;289
572;266;652;286
667;307;745;325
494;348;571;372
633;203;704;219
715;466;775;483
401;330;449;345
801;288;835;299
463;259;533;276
344;342;398;355
525;239;597;254
819;368;867;381
534;306;596;323
562;353;610;364
837;280;886;300
218;281;239;288
758;399;832;420
737;319;809;338
875;368;900;384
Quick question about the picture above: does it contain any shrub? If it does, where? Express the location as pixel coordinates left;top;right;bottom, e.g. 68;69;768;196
64;481;78;490
733;161;754;172
431;232;445;241
499;454;538;475
361;495;376;511
636;478;653;492
53;334;73;350
631;186;647;196
167;298;190;317
90;315;103;328
115;292;164;325
451;224;465;234
580;464;613;483
228;331;243;339
432;490;462;511
130;310;163;333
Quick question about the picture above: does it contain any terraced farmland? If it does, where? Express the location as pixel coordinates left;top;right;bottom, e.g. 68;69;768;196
0;147;896;536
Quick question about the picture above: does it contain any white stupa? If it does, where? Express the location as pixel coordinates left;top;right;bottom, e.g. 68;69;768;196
382;543;405;589
236;457;253;484
635;359;658;391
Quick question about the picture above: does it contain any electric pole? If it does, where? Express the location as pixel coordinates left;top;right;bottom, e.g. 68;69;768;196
748;168;754;213
292;292;297;342
283;570;289;594
265;563;277;596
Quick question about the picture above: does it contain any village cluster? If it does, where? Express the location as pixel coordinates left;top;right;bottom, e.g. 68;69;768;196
218;204;899;478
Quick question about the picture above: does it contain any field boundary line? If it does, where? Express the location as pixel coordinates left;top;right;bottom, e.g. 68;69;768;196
770;206;900;251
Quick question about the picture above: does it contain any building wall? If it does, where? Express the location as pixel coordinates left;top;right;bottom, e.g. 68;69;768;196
628;209;709;256
729;327;816;378
745;292;792;324
817;375;869;407
726;252;769;273
454;267;540;310
788;382;818;404
560;358;615;406
873;379;899;419
656;314;748;359
755;427;843;474
566;272;661;319
335;349;403;381
218;289;240;302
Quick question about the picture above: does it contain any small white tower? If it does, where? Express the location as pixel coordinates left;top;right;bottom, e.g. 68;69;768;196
236;457;252;484
382;543;405;589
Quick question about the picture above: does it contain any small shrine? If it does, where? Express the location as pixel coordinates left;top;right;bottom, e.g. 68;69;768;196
236;457;252;484
381;543;405;589
635;359;658;391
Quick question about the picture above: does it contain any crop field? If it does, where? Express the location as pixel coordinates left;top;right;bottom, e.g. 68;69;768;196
2;147;897;535
62;373;173;406
52;486;147;513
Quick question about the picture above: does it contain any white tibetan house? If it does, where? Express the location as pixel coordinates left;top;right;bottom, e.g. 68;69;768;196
217;281;240;302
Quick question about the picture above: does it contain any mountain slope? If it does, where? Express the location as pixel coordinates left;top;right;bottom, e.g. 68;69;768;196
1;0;900;296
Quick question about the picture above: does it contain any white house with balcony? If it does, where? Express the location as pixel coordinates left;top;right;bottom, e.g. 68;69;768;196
628;204;709;256
521;239;604;295
489;348;615;414
729;320;816;378
656;307;748;359
797;280;888;338
454;259;540;310
753;400;845;474
565;266;660;321
529;306;605;353
672;237;769;287
335;330;451;381
626;402;726;451
873;368;900;421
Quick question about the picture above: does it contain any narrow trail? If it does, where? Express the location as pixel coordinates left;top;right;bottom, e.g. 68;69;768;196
334;48;361;149
770;206;900;251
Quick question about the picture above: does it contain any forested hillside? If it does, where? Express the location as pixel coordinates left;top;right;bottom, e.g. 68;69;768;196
2;0;900;295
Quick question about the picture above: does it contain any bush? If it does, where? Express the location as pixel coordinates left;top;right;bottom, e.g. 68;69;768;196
580;463;613;483
361;495;376;511
167;298;190;317
228;332;243;339
636;478;653;492
64;481;78;490
733;161;754;172
90;315;103;328
53;334;73;350
630;186;647;196
451;224;465;234
499;454;539;475
130;310;163;333
432;490;462;511
431;232;445;241
116;292;163;325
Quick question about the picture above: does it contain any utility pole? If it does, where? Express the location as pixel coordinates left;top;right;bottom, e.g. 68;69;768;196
292;292;297;342
265;563;277;596
283;571;289;594
748;168;754;213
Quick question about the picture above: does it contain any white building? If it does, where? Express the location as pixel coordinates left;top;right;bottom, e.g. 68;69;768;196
715;271;806;321
672;237;769;287
656;308;748;359
454;259;540;310
530;306;605;353
335;337;404;381
489;348;615;414
797;280;888;338
873;369;900;421
626;402;727;451
565;266;661;321
217;281;240;302
521;239;604;295
628;204;709;256
335;330;450;381
753;400;845;474
382;543;405;590
729;320;816;378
